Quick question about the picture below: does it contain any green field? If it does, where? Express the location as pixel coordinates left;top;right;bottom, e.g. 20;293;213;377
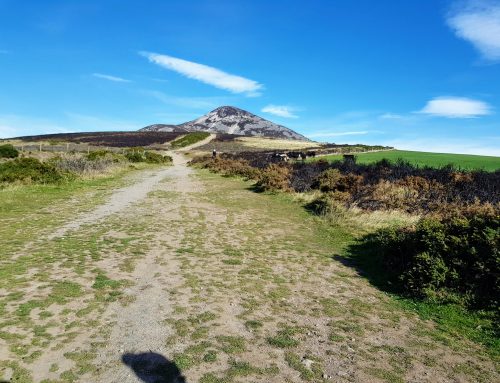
313;150;500;171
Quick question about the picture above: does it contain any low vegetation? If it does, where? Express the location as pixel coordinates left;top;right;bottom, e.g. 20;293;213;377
124;148;172;164
0;157;69;184
0;149;171;186
368;213;498;310
170;132;210;148
0;143;19;158
193;155;499;217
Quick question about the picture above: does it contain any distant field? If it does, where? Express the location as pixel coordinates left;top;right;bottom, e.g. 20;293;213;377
236;136;320;150
313;150;500;171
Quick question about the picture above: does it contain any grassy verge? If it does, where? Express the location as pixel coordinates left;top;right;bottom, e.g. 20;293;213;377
309;150;500;171
170;132;210;148
0;163;154;254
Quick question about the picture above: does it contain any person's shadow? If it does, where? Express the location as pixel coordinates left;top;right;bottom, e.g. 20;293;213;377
122;352;186;383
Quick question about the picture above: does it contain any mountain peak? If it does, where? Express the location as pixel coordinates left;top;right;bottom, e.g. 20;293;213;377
141;106;309;141
211;106;248;117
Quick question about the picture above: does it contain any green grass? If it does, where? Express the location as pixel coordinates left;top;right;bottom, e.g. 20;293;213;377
170;132;210;148
311;150;500;171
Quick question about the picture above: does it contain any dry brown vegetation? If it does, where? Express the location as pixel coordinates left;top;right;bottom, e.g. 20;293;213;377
192;154;500;218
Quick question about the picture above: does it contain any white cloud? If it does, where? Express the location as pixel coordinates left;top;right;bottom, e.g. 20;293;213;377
92;73;131;83
140;51;263;96
142;90;229;110
447;0;500;61
261;105;299;118
418;97;492;118
379;113;404;120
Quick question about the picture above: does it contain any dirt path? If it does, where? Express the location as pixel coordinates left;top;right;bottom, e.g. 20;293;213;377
0;154;497;383
48;166;178;240
176;134;216;152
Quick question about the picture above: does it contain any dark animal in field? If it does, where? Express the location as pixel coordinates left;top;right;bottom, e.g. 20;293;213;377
287;151;307;160
306;151;317;158
343;154;356;164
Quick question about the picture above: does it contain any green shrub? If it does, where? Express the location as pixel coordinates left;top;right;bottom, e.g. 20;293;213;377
0;157;68;184
202;158;260;179
125;150;144;163
373;214;499;309
0;144;19;159
86;150;114;161
145;151;171;164
124;149;171;164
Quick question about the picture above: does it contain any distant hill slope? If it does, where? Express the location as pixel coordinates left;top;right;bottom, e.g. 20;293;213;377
140;106;309;141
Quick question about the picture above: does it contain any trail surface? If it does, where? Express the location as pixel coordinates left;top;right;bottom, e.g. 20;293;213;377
0;153;497;383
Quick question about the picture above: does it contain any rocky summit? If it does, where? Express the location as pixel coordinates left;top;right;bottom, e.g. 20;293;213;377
140;106;309;141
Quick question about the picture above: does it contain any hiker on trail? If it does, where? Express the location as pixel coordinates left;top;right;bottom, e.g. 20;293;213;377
212;149;217;158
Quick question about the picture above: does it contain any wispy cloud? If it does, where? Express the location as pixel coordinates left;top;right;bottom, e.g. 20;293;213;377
92;73;131;83
379;113;405;120
261;105;299;118
418;96;492;118
143;90;229;110
140;51;263;96
447;0;500;61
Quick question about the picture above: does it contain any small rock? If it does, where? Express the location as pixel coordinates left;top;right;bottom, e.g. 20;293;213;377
301;358;314;369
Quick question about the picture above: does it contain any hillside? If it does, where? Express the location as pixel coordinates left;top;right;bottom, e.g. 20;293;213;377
141;106;309;141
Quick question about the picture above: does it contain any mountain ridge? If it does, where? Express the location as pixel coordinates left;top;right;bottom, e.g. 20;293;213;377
140;106;309;141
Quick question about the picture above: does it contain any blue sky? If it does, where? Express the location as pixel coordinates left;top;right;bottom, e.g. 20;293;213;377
1;0;499;155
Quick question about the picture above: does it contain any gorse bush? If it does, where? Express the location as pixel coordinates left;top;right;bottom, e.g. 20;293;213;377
372;213;499;309
190;156;259;179
312;168;363;194
125;149;144;163
0;144;19;159
255;164;292;192
125;149;172;164
145;151;172;164
0;157;67;184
